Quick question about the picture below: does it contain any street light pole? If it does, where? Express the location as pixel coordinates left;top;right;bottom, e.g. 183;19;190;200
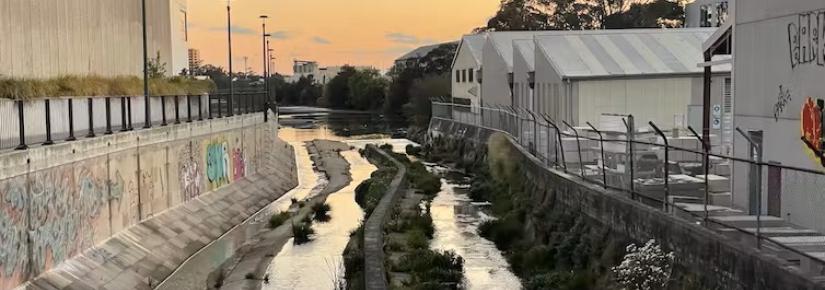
141;0;151;128
227;1;234;116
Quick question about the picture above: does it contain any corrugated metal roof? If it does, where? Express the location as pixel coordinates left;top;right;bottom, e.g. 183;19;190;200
396;41;458;61
488;31;559;70
514;40;536;71
460;34;487;65
535;28;731;79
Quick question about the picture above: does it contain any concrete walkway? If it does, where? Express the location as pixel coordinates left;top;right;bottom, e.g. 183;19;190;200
362;146;407;290
22;140;298;290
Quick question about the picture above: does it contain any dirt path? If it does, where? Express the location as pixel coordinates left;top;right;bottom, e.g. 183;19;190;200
217;140;353;290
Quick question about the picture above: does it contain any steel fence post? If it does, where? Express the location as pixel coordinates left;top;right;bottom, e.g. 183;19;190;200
121;97;128;132
563;121;584;178
737;127;763;249
199;95;204;121
174;95;181;124
67;98;76;141
86;98;95;138
544;115;565;171
623;116;635;200
587;122;607;188
650;122;670;213
688;126;710;225
44;99;54;146
127;97;133;131
105;97;113;135
187;94;193;123
161;95;168;126
15;100;27;150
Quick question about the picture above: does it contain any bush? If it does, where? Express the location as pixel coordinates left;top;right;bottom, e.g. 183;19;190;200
406;144;423;156
396;249;464;288
268;212;291;229
478;216;524;251
406;229;429;250
292;221;315;245
312;202;332;222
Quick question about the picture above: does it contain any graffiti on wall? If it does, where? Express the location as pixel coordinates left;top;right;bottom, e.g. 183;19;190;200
206;140;232;190
0;177;28;289
802;97;825;167
788;9;825;69
774;85;793;122
232;148;245;180
29;165;110;275
179;145;203;201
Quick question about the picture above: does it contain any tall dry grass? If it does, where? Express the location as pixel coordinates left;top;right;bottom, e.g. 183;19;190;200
0;75;216;100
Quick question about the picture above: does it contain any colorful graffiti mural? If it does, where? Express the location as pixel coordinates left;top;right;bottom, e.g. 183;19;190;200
802;97;825;166
232;148;245;180
206;140;232;190
0;176;28;290
180;145;204;201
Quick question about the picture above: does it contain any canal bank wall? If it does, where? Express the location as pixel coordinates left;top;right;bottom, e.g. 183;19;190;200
2;113;299;290
428;118;825;290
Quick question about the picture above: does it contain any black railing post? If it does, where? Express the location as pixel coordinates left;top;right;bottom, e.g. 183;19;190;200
161;95;167;126
649;122;669;213
86;98;96;138
187;94;193;123
542;114;561;167
15;100;27;150
44;99;54;146
105;97;113;135
227;93;233;117
688;126;710;225
174;95;181;124
67;98;76;141
263;93;268;123
563;121;585;178
587;122;608;188
127;96;134;131
623;116;636;200
120;97;128;132
198;95;204;121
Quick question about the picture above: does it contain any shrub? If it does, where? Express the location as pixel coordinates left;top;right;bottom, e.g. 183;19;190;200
406;229;429;250
478;216;524;251
396;249;464;288
312;202;332;222
406;144;423;156
292;221;315;245
268;212;291;229
612;239;675;290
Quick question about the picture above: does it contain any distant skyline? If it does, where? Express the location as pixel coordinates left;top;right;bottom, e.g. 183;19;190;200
188;0;500;75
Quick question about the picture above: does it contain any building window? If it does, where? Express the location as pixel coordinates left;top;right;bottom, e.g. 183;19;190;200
456;70;461;83
462;70;467;83
469;69;474;82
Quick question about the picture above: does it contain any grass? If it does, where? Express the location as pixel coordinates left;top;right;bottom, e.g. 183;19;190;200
268;212;291;229
0;75;216;100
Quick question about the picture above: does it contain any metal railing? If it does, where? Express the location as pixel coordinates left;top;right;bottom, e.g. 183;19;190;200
432;101;825;276
0;92;272;151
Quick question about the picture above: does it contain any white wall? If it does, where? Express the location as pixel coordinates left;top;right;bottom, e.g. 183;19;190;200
451;41;481;106
577;77;693;130
513;46;532;111
0;0;184;78
169;0;189;76
732;0;825;231
534;44;567;123
481;39;512;107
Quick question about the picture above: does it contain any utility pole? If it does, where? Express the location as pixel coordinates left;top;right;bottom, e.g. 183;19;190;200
260;15;269;105
227;1;234;116
142;0;151;128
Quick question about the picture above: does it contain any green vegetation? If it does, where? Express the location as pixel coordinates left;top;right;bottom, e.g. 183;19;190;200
292;220;315;245
394;249;464;289
268;212;291;229
312;202;332;222
354;166;397;216
0;75;216;100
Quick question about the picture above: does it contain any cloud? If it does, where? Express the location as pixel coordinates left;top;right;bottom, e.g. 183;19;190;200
385;32;420;44
270;31;289;40
207;25;257;35
312;36;331;45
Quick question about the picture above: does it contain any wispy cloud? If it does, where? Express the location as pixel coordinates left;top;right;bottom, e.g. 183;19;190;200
385;32;420;44
208;25;257;35
312;36;331;45
270;31;290;40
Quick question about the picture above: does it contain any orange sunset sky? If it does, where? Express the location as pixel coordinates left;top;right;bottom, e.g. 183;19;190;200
188;0;501;75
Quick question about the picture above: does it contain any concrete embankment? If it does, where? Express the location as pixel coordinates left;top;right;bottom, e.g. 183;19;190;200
214;140;353;290
1;114;299;290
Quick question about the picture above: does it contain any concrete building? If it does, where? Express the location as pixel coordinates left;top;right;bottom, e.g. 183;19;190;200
686;0;731;28
721;0;825;232
188;48;201;74
451;34;486;107
513;40;536;111
0;0;189;78
529;28;731;135
289;60;320;82
481;31;561;108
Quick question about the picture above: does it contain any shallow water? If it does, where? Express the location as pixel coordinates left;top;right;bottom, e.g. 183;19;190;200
428;165;523;290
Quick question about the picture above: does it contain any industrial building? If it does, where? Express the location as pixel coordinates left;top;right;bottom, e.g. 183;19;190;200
0;0;189;78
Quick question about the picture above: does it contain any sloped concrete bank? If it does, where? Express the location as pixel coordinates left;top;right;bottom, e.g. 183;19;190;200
429;118;825;290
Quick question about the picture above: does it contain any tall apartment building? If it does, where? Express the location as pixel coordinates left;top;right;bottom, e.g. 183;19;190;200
0;0;189;78
188;48;202;74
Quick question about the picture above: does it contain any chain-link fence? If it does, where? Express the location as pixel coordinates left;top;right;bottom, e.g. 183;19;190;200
432;101;825;276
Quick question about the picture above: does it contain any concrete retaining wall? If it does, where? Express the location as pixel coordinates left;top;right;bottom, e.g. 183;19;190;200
0;113;295;290
361;145;407;290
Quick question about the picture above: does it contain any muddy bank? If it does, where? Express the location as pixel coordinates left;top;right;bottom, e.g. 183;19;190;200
214;140;353;290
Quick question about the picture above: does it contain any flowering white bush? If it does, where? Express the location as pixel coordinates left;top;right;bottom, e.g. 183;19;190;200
612;239;675;290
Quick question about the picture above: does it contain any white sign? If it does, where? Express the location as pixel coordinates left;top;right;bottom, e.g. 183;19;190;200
712;118;722;129
712;104;722;118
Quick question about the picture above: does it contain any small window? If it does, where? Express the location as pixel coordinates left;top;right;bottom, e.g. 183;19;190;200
456;70;461;83
469;69;474;82
462;70;467;82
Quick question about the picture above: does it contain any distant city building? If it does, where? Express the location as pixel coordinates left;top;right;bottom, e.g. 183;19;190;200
451;34;486;108
188;48;202;74
288;60;372;84
685;0;730;28
0;0;189;78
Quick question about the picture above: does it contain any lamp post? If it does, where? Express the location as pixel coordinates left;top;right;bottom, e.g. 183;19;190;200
227;0;234;116
141;0;151;128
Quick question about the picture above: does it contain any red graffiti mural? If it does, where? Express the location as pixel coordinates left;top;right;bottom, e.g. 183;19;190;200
802;97;825;166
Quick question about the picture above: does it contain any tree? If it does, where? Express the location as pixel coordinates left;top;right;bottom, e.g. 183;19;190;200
477;0;554;32
403;73;450;127
325;66;358;109
147;51;167;79
612;239;675;290
347;69;387;111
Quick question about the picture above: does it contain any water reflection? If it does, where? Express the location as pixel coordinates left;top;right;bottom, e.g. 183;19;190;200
262;149;375;290
428;165;523;290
